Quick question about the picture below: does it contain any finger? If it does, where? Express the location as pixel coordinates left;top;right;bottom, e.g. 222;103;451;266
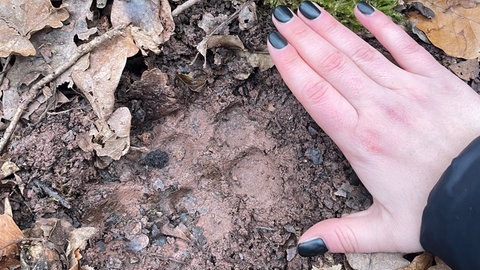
354;2;446;78
296;1;409;90
297;207;423;255
272;6;381;106
267;31;357;135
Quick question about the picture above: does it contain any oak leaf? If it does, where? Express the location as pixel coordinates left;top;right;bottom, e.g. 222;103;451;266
408;0;480;59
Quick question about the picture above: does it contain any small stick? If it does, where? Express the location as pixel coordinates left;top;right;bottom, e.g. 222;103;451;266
33;179;71;209
0;55;12;87
0;24;128;153
172;0;203;17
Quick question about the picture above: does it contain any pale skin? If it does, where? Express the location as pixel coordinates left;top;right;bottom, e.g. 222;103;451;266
268;4;480;253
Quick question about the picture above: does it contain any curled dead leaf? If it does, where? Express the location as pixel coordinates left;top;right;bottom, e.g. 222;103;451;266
197;35;245;67
176;73;206;92
407;0;480;59
89;107;132;161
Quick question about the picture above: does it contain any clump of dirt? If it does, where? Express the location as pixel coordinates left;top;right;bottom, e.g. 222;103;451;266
2;1;477;269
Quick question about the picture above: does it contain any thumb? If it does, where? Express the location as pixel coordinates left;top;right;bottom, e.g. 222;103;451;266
297;207;393;256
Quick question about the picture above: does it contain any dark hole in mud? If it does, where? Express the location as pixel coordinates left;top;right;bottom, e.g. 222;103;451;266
144;150;169;169
50;0;63;8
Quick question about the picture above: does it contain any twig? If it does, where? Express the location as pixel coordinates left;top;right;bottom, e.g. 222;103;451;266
172;0;203;17
33;179;71;209
0;24;128;153
0;55;12;87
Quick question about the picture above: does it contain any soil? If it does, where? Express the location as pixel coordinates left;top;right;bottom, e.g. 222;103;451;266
1;1;479;270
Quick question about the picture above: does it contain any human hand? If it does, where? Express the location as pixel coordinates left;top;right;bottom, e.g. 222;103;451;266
267;1;480;256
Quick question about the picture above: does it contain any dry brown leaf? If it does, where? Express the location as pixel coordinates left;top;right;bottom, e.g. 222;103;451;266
238;2;258;30
67;227;97;270
72;30;135;161
72;34;138;120
197;35;246;67
408;0;480;59
237;51;275;72
448;58;480;80
1;161;19;179
427;257;452;270
346;253;410;270
89;107;132;161
0;214;24;258
199;13;230;35
399;253;434;270
111;0;175;54
0;0;69;57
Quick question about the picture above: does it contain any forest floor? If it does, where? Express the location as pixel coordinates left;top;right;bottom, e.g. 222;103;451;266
1;1;479;269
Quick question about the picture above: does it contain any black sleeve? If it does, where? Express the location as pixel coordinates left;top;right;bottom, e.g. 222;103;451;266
420;136;480;270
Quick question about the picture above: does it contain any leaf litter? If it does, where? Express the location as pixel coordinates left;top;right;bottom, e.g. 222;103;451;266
0;0;477;269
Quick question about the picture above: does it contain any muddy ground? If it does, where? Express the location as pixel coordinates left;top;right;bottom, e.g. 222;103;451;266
2;1;479;269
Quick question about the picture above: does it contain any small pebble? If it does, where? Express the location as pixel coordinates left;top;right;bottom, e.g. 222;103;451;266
305;147;323;165
128;234;150;252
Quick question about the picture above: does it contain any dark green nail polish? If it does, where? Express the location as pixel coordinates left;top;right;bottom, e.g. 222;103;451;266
273;5;294;23
357;1;375;15
299;1;321;20
268;31;288;49
297;238;328;257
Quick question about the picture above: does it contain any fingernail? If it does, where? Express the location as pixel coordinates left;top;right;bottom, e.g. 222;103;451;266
268;31;288;49
297;238;328;257
357;1;375;15
299;1;321;20
273;5;294;23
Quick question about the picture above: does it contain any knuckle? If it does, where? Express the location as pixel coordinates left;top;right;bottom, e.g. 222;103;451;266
300;79;331;105
318;51;346;73
351;46;377;63
321;17;340;34
334;225;360;253
355;127;384;154
399;39;423;55
291;25;311;40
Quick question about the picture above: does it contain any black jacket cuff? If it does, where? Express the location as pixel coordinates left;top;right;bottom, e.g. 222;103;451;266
420;136;480;269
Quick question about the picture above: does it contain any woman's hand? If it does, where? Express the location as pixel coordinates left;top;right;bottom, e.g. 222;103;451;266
267;1;480;256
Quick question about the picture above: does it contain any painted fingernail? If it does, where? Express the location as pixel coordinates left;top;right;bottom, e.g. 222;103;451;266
297;238;328;257
357;1;375;15
299;1;321;20
268;31;288;49
273;5;294;23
